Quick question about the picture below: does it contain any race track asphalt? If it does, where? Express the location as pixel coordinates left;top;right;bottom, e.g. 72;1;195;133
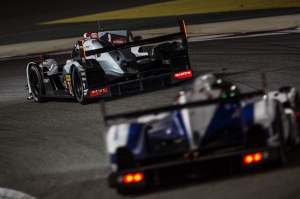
0;33;300;199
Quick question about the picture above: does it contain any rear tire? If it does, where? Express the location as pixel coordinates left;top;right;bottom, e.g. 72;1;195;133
72;67;88;105
28;64;45;103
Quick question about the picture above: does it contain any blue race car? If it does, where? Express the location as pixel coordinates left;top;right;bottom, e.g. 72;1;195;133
103;74;300;191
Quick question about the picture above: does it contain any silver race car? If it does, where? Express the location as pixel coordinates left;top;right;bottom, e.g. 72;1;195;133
26;20;192;104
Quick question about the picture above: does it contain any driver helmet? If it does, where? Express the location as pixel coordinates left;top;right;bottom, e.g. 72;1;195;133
83;32;99;39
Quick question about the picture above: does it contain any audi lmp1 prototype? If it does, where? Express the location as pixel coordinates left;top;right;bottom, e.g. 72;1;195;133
26;20;192;104
103;74;300;192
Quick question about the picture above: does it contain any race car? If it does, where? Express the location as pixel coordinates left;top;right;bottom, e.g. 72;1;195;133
26;20;192;104
103;74;300;192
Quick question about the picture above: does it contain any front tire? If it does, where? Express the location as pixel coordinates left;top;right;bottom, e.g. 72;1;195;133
72;67;88;104
28;64;45;102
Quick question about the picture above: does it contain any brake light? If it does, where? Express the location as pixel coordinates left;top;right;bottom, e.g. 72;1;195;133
254;152;263;162
243;154;253;165
243;152;264;165
89;87;109;97
123;174;134;184
174;69;193;79
122;172;144;184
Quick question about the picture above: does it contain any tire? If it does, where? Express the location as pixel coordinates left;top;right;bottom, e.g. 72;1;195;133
72;67;88;104
28;64;45;102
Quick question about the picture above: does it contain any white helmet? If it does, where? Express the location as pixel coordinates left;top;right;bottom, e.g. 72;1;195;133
83;32;98;39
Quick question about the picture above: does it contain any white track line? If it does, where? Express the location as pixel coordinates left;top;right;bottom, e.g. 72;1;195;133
189;27;300;42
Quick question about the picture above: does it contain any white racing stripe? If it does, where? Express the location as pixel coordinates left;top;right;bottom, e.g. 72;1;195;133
189;27;300;42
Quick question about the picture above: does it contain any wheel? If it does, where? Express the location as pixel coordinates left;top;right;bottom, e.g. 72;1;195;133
28;64;45;102
72;67;88;104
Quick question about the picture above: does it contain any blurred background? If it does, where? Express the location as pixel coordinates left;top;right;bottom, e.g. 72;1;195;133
1;0;300;44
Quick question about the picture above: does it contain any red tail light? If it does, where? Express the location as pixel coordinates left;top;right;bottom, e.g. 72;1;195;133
294;111;300;118
243;154;254;165
89;87;109;97
174;69;193;79
122;172;144;184
123;174;134;184
253;152;263;162
243;152;264;165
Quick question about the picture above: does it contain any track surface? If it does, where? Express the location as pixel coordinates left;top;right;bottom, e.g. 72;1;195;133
1;33;300;199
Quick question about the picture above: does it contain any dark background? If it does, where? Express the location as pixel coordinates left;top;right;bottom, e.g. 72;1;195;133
1;0;300;45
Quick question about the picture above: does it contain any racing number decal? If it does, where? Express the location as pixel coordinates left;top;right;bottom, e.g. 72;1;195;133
64;74;73;96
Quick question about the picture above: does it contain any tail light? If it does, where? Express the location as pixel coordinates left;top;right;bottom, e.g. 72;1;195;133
122;172;144;184
243;152;264;165
174;69;193;79
89;87;109;97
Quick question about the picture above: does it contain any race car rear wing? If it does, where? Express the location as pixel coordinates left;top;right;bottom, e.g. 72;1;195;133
103;90;264;123
81;19;188;57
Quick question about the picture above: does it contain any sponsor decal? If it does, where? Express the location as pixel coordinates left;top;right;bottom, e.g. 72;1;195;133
65;74;71;81
64;75;73;95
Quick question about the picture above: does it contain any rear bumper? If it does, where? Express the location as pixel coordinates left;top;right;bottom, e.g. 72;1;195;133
108;146;281;189
87;70;193;98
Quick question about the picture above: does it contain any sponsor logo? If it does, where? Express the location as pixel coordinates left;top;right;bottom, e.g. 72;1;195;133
65;75;71;81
